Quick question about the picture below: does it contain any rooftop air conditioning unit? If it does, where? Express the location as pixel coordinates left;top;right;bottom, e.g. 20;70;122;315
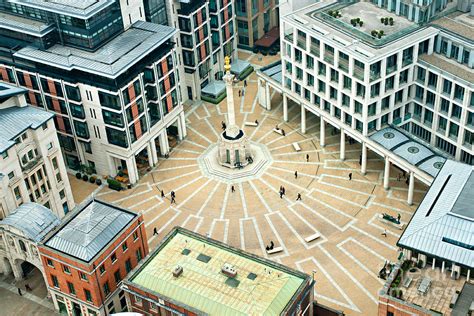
222;263;237;278
172;265;183;278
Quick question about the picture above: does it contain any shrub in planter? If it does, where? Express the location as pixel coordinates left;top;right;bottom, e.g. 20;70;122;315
89;176;96;184
371;30;378;37
359;21;363;26
356;17;360;23
107;178;122;191
95;178;102;186
252;47;259;54
328;10;334;16
75;172;82;179
381;17;385;23
389;19;394;26
379;30;384;36
82;174;89;181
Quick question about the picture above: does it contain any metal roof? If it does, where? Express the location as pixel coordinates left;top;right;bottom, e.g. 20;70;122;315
231;59;251;74
0;82;26;99
14;21;177;79
0;97;54;153
45;200;136;262
370;127;446;177
398;160;474;268
8;0;116;19
452;283;474;316
201;80;226;97
128;228;310;315
261;62;283;84
0;12;54;36
0;203;60;242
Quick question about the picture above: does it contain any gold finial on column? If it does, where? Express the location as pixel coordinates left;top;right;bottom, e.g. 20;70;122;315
224;56;231;72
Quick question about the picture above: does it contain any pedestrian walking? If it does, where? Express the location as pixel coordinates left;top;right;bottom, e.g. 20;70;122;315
238;90;241;97
18;288;22;296
294;171;298;179
397;213;401;223
306;154;309;162
281;129;286;136
244;80;247;87
348;172;352;180
282;186;286;195
153;227;158;236
242;89;245;96
171;196;176;204
381;229;387;237
255;119;259;125
397;174;401;181
403;171;406;178
231;185;235;193
359;154;362;165
221;121;226;130
161;190;165;198
405;178;409;185
279;190;283;199
296;193;302;201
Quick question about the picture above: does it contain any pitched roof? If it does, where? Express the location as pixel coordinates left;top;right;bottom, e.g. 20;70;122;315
44;200;136;262
398;160;474;268
1;203;60;242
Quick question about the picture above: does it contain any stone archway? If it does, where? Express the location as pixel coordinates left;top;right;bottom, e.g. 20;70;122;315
1;257;13;275
12;258;49;298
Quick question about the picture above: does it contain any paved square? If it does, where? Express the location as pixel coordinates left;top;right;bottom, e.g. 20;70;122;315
95;61;427;315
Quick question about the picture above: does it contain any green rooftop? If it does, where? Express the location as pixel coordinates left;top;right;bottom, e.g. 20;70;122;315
129;228;310;315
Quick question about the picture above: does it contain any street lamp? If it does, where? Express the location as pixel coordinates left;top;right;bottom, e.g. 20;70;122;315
312;269;317;280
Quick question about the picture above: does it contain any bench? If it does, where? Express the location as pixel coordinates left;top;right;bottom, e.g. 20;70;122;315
245;121;258;127
273;128;283;135
292;142;301;152
305;233;321;243
402;276;413;288
266;246;283;254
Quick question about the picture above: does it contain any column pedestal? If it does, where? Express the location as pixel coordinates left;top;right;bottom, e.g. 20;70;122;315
407;171;415;205
340;129;345;160
320;117;325;147
383;157;390;190
283;94;288;122
301;105;306;134
361;142;367;175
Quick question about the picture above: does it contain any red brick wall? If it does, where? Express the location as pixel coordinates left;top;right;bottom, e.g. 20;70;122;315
378;296;431;316
39;215;148;309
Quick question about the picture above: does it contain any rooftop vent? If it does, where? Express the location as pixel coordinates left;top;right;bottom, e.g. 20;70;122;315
172;265;183;278
181;248;191;255
222;263;237;278
247;272;257;280
196;253;211;263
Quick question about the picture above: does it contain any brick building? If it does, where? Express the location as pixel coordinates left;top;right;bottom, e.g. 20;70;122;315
39;199;148;316
122;227;314;315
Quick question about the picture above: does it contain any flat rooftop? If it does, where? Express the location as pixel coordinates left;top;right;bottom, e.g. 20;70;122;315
0;12;54;36
401;266;468;315
8;0;116;19
14;21;176;79
431;11;474;41
44;199;136;262
398;160;473;268
419;53;474;85
128;228;310;315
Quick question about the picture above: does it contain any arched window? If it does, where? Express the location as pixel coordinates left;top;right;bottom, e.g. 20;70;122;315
19;240;27;252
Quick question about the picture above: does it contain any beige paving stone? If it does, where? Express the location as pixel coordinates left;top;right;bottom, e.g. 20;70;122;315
90;55;427;316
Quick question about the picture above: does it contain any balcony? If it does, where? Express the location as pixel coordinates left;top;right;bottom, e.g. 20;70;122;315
284;33;294;43
21;157;42;173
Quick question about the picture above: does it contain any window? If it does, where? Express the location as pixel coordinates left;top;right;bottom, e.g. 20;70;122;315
47;259;54;267
67;282;76;295
125;259;132;273
52;275;59;288
114;270;121;284
79;272;88;281
1;151;8;159
103;281;110;296
134;295;142;305
133;231;138;241
111;253;117;263
47;142;53;150
99;265;106;274
136;248;142;262
63;265;71;274
52;157;58;170
84;289;92;302
122;242;128;252
8;172;14;179
59;190;65;199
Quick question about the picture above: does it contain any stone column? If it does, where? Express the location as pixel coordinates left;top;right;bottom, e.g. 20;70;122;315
441;260;445;273
265;83;271;110
179;111;187;138
223;69;239;137
361;142;367;175
301;104;306;134
149;138;158;166
107;155;117;176
11;260;23;280
126;157;139;185
320;117;325;147
159;132;169;155
340;129;345;160
407;171;415;205
283;93;288;122
147;143;154;167
383;157;390;190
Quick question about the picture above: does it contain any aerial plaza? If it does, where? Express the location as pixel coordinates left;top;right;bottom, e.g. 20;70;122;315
94;54;428;315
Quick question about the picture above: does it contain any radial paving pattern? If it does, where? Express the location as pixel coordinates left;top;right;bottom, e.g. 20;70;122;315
96;70;428;315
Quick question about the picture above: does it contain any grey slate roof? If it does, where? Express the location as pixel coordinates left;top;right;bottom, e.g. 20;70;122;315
0;96;54;153
370;127;446;177
201;80;226;97
398;160;474;268
0;203;60;242
0;82;26;99
231;59;251;74
45;200;136;262
8;0;116;19
14;21;177;79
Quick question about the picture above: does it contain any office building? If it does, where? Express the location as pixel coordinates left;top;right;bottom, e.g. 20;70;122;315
258;0;473;205
39;199;149;316
0;82;74;219
0;0;186;184
236;0;279;49
122;227;314;315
